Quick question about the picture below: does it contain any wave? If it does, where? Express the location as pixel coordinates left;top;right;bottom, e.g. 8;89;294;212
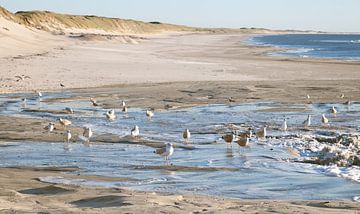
314;39;360;44
314;165;360;183
285;48;315;54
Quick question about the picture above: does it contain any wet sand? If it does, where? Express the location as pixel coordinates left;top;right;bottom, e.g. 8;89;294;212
1;32;360;213
0;167;359;213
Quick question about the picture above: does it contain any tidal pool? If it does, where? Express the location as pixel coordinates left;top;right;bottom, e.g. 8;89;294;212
0;92;359;200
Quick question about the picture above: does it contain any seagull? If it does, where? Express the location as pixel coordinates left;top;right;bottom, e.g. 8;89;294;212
228;97;236;102
256;126;267;139
122;106;128;113
236;134;250;148
321;114;329;124
281;119;288;131
183;129;191;142
21;98;27;102
122;100;126;107
58;118;72;126
37;91;42;97
222;134;235;146
303;115;311;127
15;75;31;82
340;94;345;99
146;110;154;119
65;130;72;143
131;125;140;137
344;100;351;105
44;123;55;132
306;94;311;99
64;107;74;114
90;98;99;106
331;106;337;114
60;83;65;88
154;143;174;160
83;127;93;143
105;109;116;120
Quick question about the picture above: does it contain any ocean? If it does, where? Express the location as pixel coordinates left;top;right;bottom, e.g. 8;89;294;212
250;34;360;60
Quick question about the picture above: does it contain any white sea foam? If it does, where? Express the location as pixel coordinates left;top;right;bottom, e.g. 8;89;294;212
314;165;360;183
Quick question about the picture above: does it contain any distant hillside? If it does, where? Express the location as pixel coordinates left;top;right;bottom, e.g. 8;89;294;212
0;6;275;35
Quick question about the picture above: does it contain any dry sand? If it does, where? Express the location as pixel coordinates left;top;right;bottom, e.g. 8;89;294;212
1;14;360;213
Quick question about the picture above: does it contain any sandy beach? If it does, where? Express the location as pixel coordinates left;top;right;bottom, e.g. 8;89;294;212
1;7;360;214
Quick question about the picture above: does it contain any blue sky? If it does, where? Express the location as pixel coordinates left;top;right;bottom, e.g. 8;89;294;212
0;0;359;32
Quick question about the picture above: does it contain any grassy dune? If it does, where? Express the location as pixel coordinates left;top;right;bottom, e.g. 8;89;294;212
0;6;273;34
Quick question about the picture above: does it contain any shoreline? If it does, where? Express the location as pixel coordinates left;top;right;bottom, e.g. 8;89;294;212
0;166;359;213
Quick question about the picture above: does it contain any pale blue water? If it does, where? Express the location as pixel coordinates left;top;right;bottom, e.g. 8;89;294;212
0;92;359;200
250;34;360;60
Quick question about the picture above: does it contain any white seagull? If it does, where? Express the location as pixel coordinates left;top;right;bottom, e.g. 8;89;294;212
105;109;116;120
154;143;174;160
146;110;154;119
122;100;126;107
64;107;74;114
331;106;337;114
65;130;72;143
131;125;140;137
281;119;288;131
321;114;329;124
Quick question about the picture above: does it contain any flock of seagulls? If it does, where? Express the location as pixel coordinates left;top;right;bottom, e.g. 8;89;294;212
31;91;352;161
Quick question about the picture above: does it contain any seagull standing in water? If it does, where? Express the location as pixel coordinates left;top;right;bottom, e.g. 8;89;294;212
105;109;116;120
146;110;154;119
222;134;236;147
122;106;128;113
281;119;288;131
65;130;72;143
331;106;337;114
154;143;174;160
183;129;191;143
303;115;311;127
236;134;250;150
256;126;267;139
37;91;42;97
321;114;329;125
83;127;93;143
131;125;140;137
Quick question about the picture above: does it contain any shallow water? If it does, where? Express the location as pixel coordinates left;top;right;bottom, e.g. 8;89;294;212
0;92;359;200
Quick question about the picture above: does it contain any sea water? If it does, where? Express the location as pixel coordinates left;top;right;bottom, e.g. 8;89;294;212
250;34;360;60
